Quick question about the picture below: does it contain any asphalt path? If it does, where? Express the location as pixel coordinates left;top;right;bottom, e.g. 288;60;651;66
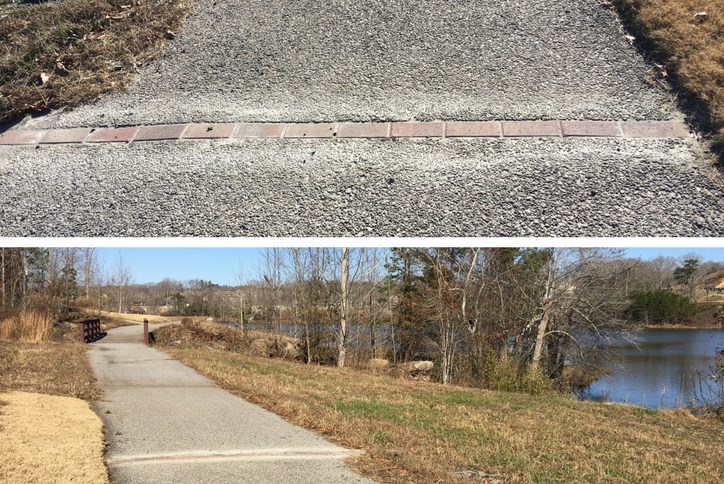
26;0;673;128
1;138;722;236
89;325;371;484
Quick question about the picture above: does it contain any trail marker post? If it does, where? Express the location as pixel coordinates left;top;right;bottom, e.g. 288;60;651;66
143;319;149;345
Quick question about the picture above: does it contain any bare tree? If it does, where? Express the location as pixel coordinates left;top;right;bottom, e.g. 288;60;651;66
111;251;133;313
516;248;631;376
79;248;97;300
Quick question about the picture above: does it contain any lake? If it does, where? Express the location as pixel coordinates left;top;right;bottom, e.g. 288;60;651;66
580;329;723;409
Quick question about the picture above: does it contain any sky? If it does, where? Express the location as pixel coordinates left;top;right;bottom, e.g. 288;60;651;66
94;247;724;286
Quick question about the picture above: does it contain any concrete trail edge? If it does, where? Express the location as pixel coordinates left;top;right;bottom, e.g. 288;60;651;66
0;120;689;146
107;448;366;467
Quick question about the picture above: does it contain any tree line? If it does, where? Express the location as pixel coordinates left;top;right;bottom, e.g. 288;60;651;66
1;248;721;387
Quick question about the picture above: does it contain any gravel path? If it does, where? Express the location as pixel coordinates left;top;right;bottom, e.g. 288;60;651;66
1;138;721;237
89;325;371;484
26;0;674;129
3;0;717;237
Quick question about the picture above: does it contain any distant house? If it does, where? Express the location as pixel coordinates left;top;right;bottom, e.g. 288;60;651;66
129;305;147;314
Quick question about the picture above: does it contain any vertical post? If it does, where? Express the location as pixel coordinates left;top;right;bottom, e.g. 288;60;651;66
79;321;85;343
143;318;149;345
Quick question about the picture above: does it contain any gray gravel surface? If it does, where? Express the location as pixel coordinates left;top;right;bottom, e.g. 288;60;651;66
26;0;673;129
1;138;721;236
89;325;372;484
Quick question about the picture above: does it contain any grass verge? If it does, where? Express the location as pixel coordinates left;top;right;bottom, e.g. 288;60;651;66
159;345;724;483
0;0;190;125
613;0;724;144
0;311;107;482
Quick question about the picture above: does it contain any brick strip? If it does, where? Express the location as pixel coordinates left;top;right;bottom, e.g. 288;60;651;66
135;124;187;142
40;128;91;144
183;123;236;139
0;120;689;146
85;127;138;143
620;120;689;138
0;130;46;145
503;120;561;137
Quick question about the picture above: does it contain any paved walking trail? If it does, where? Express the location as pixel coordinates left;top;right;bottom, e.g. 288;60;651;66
1;0;723;236
89;325;371;483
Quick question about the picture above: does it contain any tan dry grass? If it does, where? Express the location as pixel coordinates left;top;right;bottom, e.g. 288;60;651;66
0;310;53;343
0;391;108;484
0;341;99;400
98;311;186;324
0;0;190;124
615;0;724;137
160;346;724;483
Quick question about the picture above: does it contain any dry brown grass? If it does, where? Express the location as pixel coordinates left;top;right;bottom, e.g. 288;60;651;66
0;341;99;400
160;346;724;483
615;0;724;139
0;391;108;484
0;0;189;125
0;310;53;343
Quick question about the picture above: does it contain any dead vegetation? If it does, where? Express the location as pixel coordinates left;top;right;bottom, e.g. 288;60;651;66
614;0;724;142
0;309;101;399
0;0;190;125
160;346;724;484
0;341;99;399
154;320;304;360
0;310;52;343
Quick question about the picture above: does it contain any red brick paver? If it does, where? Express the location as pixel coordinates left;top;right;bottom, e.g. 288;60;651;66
183;123;236;139
561;121;621;137
502;121;561;137
620;121;688;138
0;120;693;145
85;127;138;143
0;130;46;145
446;121;501;137
135;124;187;141
337;123;390;138
234;123;285;138
391;122;443;138
285;123;337;138
40;128;92;144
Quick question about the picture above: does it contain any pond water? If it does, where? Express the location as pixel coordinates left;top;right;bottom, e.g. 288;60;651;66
580;329;723;409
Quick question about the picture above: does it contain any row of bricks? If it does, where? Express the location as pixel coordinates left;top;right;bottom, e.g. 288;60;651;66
0;120;688;145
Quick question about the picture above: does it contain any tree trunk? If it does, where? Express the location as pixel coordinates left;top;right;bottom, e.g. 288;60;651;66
530;296;552;370
337;247;349;368
239;290;245;334
531;254;556;371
